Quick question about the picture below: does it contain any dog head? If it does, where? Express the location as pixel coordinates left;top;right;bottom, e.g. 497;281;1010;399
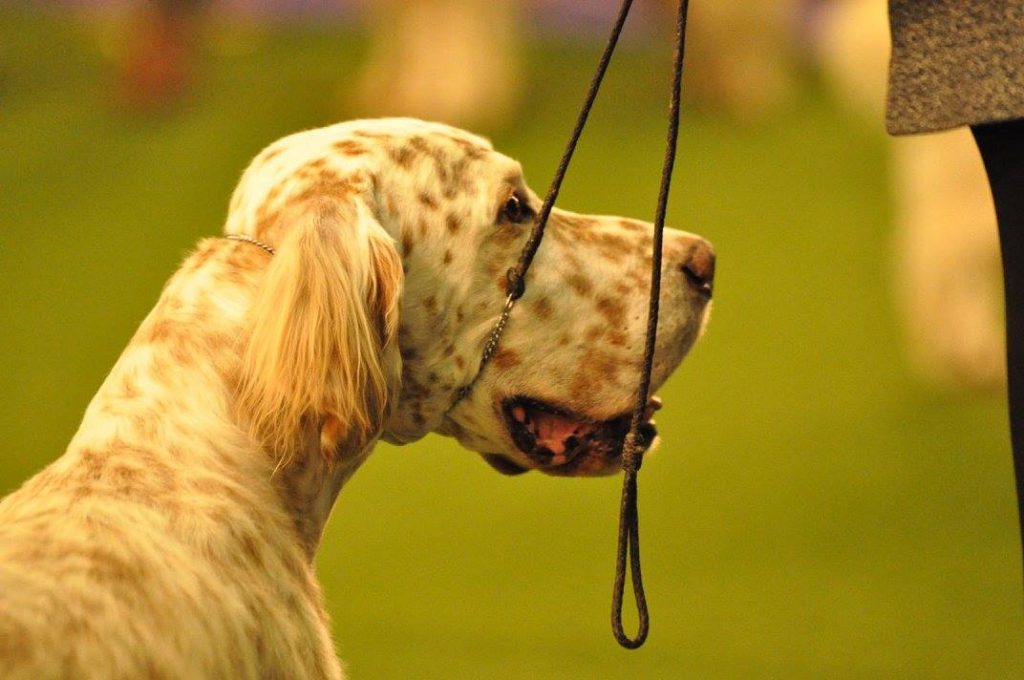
229;119;713;475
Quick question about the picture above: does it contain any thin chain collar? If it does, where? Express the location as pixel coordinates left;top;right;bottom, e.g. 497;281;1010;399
225;233;276;255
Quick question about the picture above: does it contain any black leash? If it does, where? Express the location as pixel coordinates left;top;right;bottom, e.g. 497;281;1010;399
611;0;690;649
453;0;692;649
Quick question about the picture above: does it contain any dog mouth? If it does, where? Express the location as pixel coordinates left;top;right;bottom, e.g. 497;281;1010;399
488;396;662;476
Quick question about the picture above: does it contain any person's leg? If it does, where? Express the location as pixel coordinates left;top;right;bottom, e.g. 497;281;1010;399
971;120;1024;570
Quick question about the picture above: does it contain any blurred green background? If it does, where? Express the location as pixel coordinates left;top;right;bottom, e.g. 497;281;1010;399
2;5;1023;678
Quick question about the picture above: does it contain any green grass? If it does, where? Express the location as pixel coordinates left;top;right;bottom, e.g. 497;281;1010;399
1;7;1022;678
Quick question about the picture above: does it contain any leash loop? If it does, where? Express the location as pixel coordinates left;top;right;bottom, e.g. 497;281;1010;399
612;434;648;648
446;0;691;651
611;0;690;649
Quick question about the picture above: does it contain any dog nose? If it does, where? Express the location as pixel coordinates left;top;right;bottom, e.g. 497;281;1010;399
680;239;715;297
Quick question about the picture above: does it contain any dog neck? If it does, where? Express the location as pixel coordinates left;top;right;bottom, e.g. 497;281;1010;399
63;238;363;562
274;421;373;558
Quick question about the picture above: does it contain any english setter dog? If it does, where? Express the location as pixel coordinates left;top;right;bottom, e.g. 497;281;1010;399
0;119;714;678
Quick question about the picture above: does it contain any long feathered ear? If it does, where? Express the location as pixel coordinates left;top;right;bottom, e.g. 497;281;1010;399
238;197;402;466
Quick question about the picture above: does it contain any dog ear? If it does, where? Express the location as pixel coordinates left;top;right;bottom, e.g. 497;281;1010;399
238;197;402;466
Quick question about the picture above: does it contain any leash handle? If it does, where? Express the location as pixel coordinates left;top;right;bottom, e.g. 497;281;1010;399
611;436;649;648
611;0;691;649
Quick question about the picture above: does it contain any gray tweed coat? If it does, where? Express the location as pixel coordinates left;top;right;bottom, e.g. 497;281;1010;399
887;0;1024;135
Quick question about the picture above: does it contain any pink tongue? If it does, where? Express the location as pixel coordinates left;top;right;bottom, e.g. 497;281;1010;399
532;411;590;456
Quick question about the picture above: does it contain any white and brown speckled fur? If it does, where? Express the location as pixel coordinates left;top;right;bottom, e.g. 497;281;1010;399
0;119;712;677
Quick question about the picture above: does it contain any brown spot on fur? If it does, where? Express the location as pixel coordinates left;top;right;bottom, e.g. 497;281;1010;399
107;464;142;488
184;243;218;273
409;136;431;154
419;192;439;210
260;147;283;162
492;349;521;370
423;295;437;312
255;208;277;240
240;532;264;566
592;232;632;261
564;251;584;271
403;380;430;400
450;137;488;160
568;371;594;406
120;375;139;399
533;296;554;320
450;155;470;176
585;326;603;342
143;319;177;344
596;296;626;326
390;145;416;168
446;213;461;234
569;350;623;401
168;341;193;366
547;224;571;245
443;250;453;265
130;412;158;440
402;232;414;257
224;245;266;272
434;159;453;191
592;349;623;382
289;176;354;206
610;331;629;347
333;140;369;155
440;160;469;199
566;273;593;297
78;448;103;470
554;215;600;244
627;270;648;288
454;355;466;369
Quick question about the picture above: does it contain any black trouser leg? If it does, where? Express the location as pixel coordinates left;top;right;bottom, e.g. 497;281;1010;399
971;120;1024;576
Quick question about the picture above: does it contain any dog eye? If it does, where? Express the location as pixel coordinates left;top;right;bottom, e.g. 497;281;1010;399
500;194;533;225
